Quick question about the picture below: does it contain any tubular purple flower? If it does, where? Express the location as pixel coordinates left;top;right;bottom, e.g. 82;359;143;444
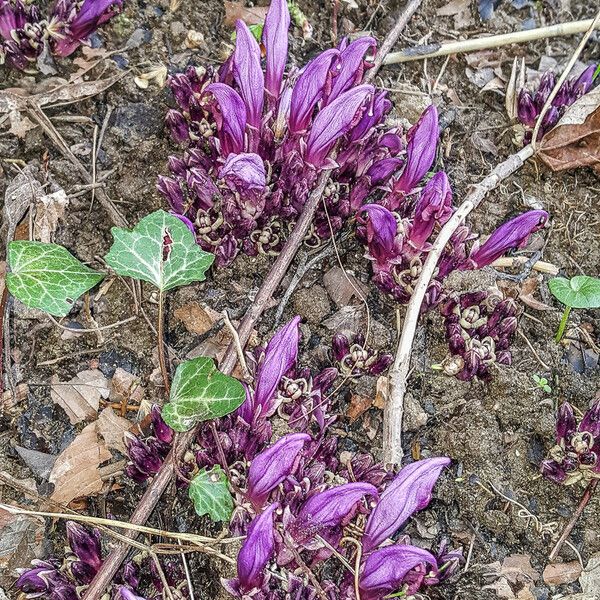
410;172;453;250
237;503;278;592
262;0;290;99
580;401;600;438
517;90;538;127
152;405;174;444
361;204;398;264
327;36;376;103
289;49;340;134
359;545;439;600
166;110;190;144
233;19;265;129
253;316;301;416
305;84;374;167
204;83;247;156
247;433;311;507
296;482;377;531
157;176;185;214
556;402;577;442
467;210;548;269
117;587;147;600
66;522;102;569
219;152;266;192
363;457;450;552
393;105;439;196
573;64;596;95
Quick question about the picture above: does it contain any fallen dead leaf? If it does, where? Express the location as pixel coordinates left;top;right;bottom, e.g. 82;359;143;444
580;553;600;595
518;277;554;311
50;369;110;424
323;266;369;308
175;302;222;335
373;376;389;410
436;0;472;29
543;561;582;586
15;446;56;481
1;383;28;412
223;1;268;27
347;394;373;422
0;509;45;580
538;87;600;174
323;306;365;333
110;367;144;406
96;407;132;455
33;188;69;243
49;422;112;505
483;554;539;600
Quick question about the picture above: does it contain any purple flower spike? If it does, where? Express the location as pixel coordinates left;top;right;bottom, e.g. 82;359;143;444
327;36;376;102
236;503;278;593
204;83;247;156
66;522;102;570
467;210;548;269
253;316;301;416
50;0;124;58
359;544;439;600
233;19;265;129
410;172;453;250
219;152;266;192
263;0;290;99
289;49;340;134
306;85;374;167
361;204;398;265
247;432;311;507
296;482;377;533
363;457;450;552
392;105;439;198
151;405;174;444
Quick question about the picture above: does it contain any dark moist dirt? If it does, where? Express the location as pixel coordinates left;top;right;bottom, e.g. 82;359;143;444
1;0;600;599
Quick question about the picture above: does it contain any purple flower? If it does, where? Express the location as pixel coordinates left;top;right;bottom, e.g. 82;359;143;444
247;432;311;507
466;210;548;269
359;204;398;265
252;316;301;417
332;333;392;378
219;152;266;193
327;36;376;102
263;0;289;99
359;544;439;600
305;84;374;167
204;83;247;156
362;457;450;552
151;405;174;444
66;522;102;570
223;503;278;596
391;105;439;200
0;0;45;70
49;0;123;58
517;90;537;127
117;588;147;600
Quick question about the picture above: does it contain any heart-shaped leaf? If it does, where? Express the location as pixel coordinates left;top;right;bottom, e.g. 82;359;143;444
188;465;234;522
104;210;214;292
161;357;245;432
7;241;104;316
549;275;600;309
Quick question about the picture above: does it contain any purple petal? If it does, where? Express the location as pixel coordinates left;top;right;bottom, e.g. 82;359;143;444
361;204;398;265
297;482;377;531
327;36;376;102
359;544;439;600
305;84;374;167
410;172;453;250
247;433;311;507
289;48;340;134
204;83;247;156
237;503;278;591
219;152;266;192
517;90;538;127
393;105;439;195
580;401;600;439
157;176;185;214
117;587;147;600
468;210;548;269
363;457;450;552
253;316;301;415
349;90;391;142
540;459;567;484
171;213;196;237
66;522;102;569
262;0;290;99
165;110;189;144
233;20;265;129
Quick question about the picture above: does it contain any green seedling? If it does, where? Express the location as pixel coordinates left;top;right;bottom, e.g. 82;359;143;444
548;275;600;343
532;374;552;394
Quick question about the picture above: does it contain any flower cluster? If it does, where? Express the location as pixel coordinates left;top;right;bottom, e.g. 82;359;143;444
332;332;393;379
541;400;600;486
16;521;180;600
158;0;409;266
517;65;597;141
123;317;461;599
0;0;122;71
439;290;521;381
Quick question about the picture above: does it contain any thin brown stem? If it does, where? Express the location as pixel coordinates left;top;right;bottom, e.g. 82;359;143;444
549;479;598;562
157;288;170;396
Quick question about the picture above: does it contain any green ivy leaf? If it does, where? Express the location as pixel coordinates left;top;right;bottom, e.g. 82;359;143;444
549;275;600;309
6;241;104;317
161;357;245;432
188;465;233;522
104;210;214;292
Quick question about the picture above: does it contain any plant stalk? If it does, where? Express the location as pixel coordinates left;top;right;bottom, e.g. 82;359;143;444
555;305;571;343
157;288;170;396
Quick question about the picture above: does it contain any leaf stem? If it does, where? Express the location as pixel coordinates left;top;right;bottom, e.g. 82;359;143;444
555;305;571;343
157;288;170;396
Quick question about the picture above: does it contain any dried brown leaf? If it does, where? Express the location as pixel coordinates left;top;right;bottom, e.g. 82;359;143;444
175;302;221;335
96;407;131;454
2;165;43;243
110;367;144;405
538;87;600;173
347;394;372;422
543;561;582;586
50;369;109;425
0;509;44;579
436;0;472;29
33;189;69;243
223;1;268;27
49;422;112;505
373;375;388;410
1;383;28;412
323;266;368;308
